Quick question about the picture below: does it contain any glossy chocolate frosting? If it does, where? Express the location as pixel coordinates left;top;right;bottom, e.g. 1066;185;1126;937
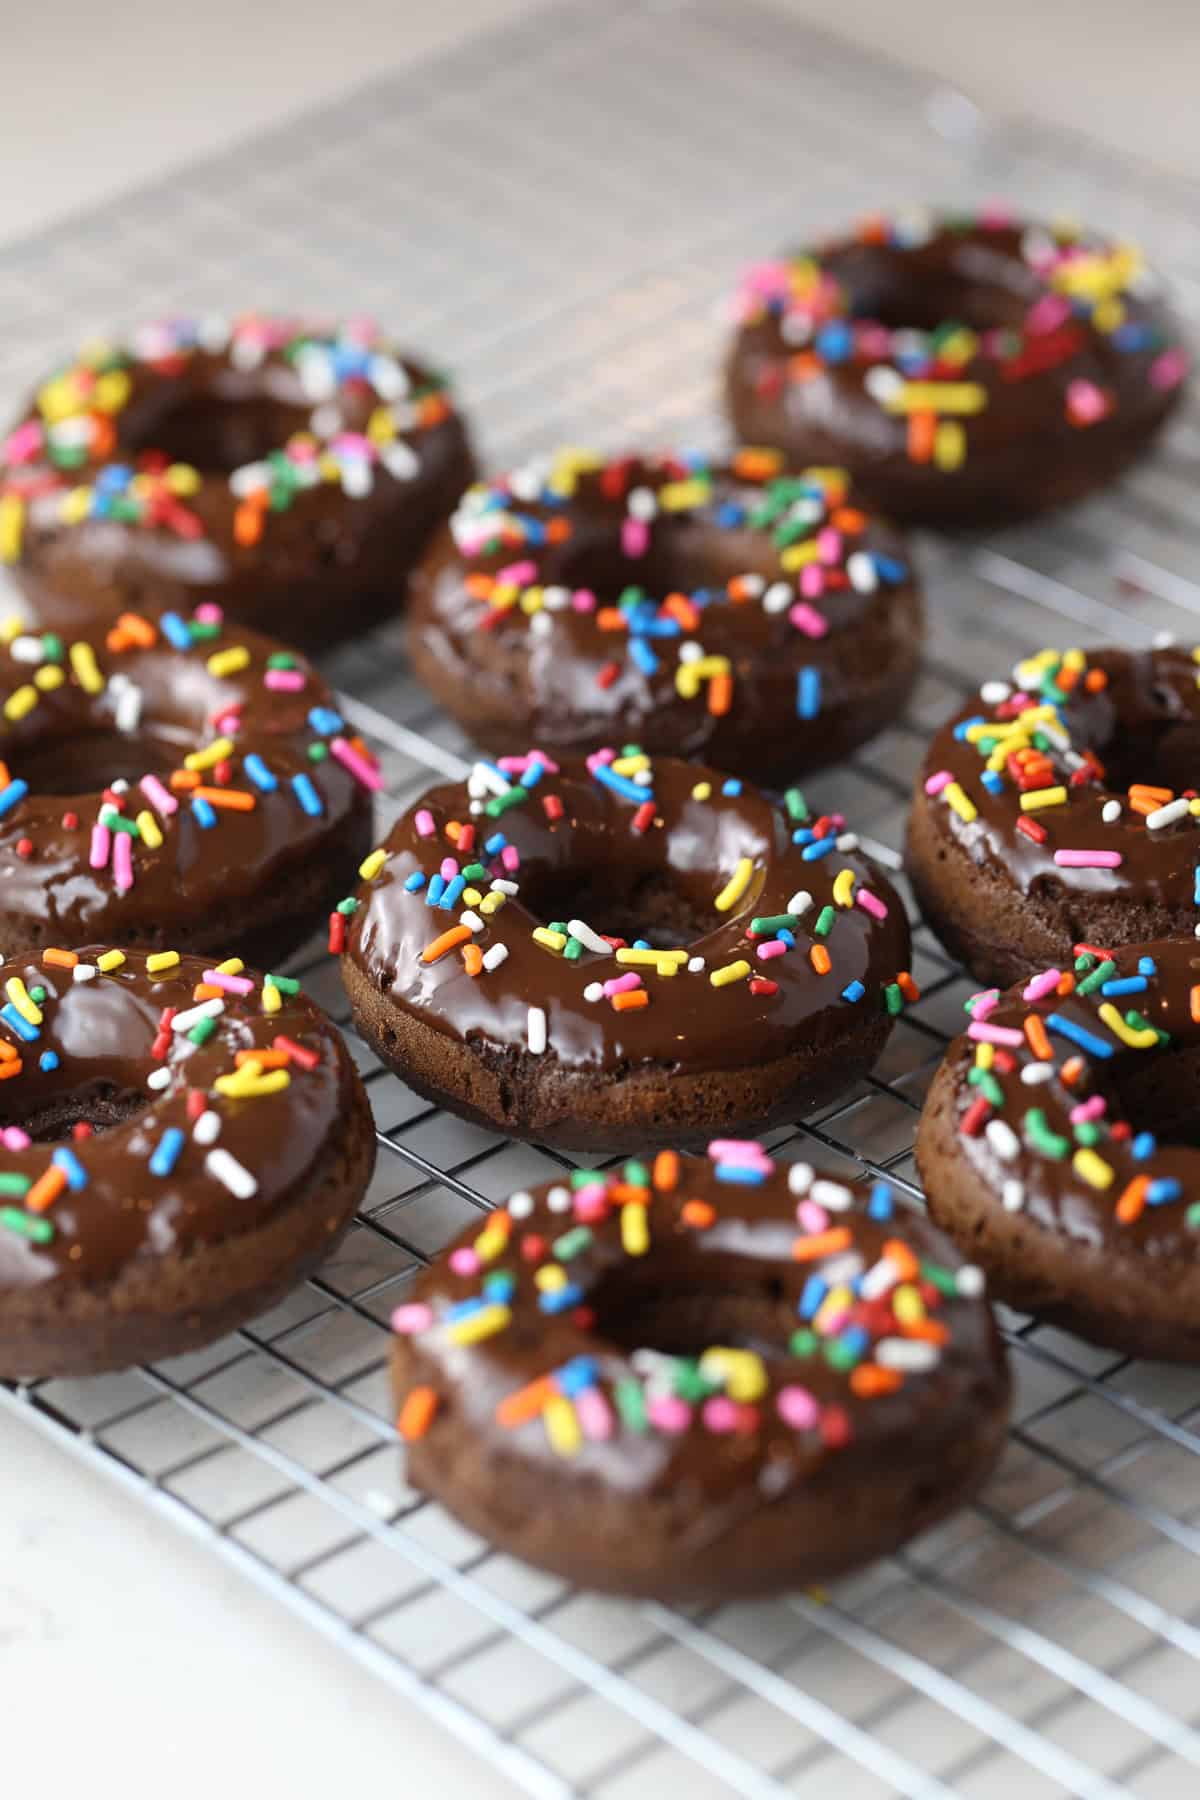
726;213;1187;523
407;451;922;779
344;750;912;1076
0;945;360;1289
1;318;474;652
0;605;373;955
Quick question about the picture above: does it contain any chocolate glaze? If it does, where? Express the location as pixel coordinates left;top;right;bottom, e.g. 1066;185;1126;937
0;609;373;957
407;453;922;780
726;216;1187;525
2;328;474;653
392;1154;1010;1595
0;946;359;1290
344;751;911;1076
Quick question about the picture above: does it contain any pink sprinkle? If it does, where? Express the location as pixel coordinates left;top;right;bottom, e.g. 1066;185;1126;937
331;736;384;792
212;708;242;737
496;559;536;585
708;1138;771;1162
789;601;829;637
439;857;459;880
777;1385;819;1430
415;809;435;838
1070;1095;1108;1125
575;1388;614;1441
1066;379;1110;425
140;774;178;817
603;972;642;999
797;1199;829;1234
757;939;787;961
924;769;954;796
202;969;254;995
112;832;133;893
586;747;615;773
448;1247;481;1277
264;669;306;692
571;589;597;614
3;420;42;464
968;1021;1024;1046
1054;848;1122;869
194;603;224;625
1022;968;1062;1001
1025;293;1072;335
390;1303;433;1334
979;201;1014;230
1;1127;31;1150
1151;348;1189;391
857;322;892;360
816;527;842;565
855;888;888;921
621;518;649;558
702;1397;743;1434
89;823;111;870
500;844;520;873
647;1395;692;1435
798;564;826;598
969;989;999;1021
573;1182;610;1221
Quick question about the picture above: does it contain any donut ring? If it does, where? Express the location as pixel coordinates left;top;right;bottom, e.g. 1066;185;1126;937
907;644;1200;990
725;209;1188;526
0;315;475;653
0;943;374;1378
407;449;922;781
0;602;375;965
391;1147;1010;1599
341;748;912;1151
918;940;1200;1361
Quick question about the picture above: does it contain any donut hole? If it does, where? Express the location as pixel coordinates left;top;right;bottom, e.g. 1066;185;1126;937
546;515;777;607
118;379;314;475
7;1081;148;1145
822;245;1034;335
16;727;187;795
519;865;720;951
1099;1040;1200;1151
1088;718;1200;800
586;1270;789;1362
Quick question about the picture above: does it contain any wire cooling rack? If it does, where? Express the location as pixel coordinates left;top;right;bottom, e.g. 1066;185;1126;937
5;3;1200;1794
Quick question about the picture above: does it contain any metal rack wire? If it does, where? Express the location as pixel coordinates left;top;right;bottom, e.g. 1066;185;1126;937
4;2;1200;1792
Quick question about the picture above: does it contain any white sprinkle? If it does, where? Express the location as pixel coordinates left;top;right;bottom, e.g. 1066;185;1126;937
863;365;904;405
1147;798;1189;830
206;1148;257;1198
546;1186;571;1213
1154;629;1176;649
294;344;336;398
171;998;225;1033
734;572;765;599
787;1162;814;1196
527;1006;547;1054
310;402;343;439
985;1119;1020;1162
146;1067;172;1091
380;440;419;482
678;640;704;664
821;1252;865;1285
481;944;509;972
530;613;552;638
72;963;97;983
111;677;143;734
861;1257;899;1300
367;354;410;401
198;314;230;353
470;761;512;798
459;910;484;934
763;581;793;613
627;486;658;521
490;878;520;895
634;769;653;787
955;1264;986;1298
1002;1179;1026;1213
507;1190;534;1219
980;681;1011;706
542;586;570;611
193;1110;221;1146
811;1179;853;1211
876;1336;940;1371
568;918;612;956
687;956;706;973
9;635;44;663
1102;799;1122;824
786;890;813;917
230;461;272;497
835;832;859;852
1021;1063;1055;1085
583;981;604;1003
468;800;483;815
846;552;878;594
110;778;129;795
341;460;372;499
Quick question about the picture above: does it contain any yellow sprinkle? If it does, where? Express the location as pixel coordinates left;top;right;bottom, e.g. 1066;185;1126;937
445;1304;511;1347
944;781;977;824
479;891;506;915
34;665;65;691
675;654;731;699
534;1264;567;1292
4;685;38;721
974;1042;995;1071
216;957;244;975
4;978;41;1026
206;646;251;680
710;959;751;988
1061;649;1086;672
184;736;234;772
612;753;651;777
621;1203;649;1257
60;487;92;526
366;407;396;445
832;867;856;908
473;1226;509;1264
1073;1148;1114;1190
0;494;24;564
701;1347;767;1402
691;781;712;800
518;587;543;615
882;381;987;415
0;614;23;644
262;981;282;1014
543;1395;581;1457
145;951;180;973
779;540;822;572
814;1286;854;1334
165;463;201;496
135;809;163;849
714;857;754;913
213;1069;291;1099
96;950;126;972
68;641;104;695
358;848;388;881
92;370;131;414
1020;786;1068;812
533;927;568;954
658;478;709;511
892;1283;926;1327
463;887;482;906
1097;1002;1159;1049
615;947;688;976
934;420;966;471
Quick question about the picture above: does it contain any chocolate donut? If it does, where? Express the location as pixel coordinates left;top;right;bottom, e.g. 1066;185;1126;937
918;941;1200;1360
907;644;1200;990
390;1147;1010;1599
725;209;1188;526
340;748;913;1150
0;943;374;1377
0;315;474;653
407;450;922;780
0;602;375;965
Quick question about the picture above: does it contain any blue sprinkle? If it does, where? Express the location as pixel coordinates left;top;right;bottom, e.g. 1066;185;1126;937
426;874;446;906
556;1355;599;1396
592;762;651;804
444;1296;486;1324
484;833;507;856
868;1180;894;1220
482;1270;515;1302
1100;976;1147;996
1193;864;1200;906
873;554;908;585
1112;323;1153;351
51;1147;88;1190
243;754;278;793
0;779;29;820
841;980;865;1003
777;929;796;948
539;1283;584;1314
953;716;987;742
722;778;742;796
815;321;853;362
38;1051;59;1073
793;828;814;845
796;666;822;719
629;637;659;676
159;611;193;651
149;1127;185;1178
802;837;836;862
1;1004;38;1042
292;773;323;818
1147;1178;1182;1207
519;760;544;788
836;1325;871;1361
799;1274;827;1319
95;463;134;493
191;796;217;829
981;770;1005;795
632;938;652;951
439;875;466;911
713;1161;767;1185
1138;956;1158;977
1132;1132;1157;1161
1045;1013;1115;1058
403;871;426;893
307;706;344;737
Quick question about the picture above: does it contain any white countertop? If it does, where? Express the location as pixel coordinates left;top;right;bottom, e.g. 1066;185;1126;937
2;4;1198;1796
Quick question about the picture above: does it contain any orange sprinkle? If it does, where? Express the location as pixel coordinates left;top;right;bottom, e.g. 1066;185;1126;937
26;1164;67;1214
462;942;483;977
731;447;783;481
907;410;937;463
788;350;822;382
397;1385;439;1441
496;1376;556;1429
680;1198;716;1229
233;497;266;548
830;506;866;533
896;971;920;1002
727;576;756;603
707;672;733;716
92;415;116;458
850;1365;904;1397
653;1149;679;1191
662;592;700;631
192;983;222;1001
422;925;473;963
444;820;463;843
416;393;451;427
609;1182;651;1206
883;1239;921;1282
545;516;572;543
169;769;200;791
1116;1175;1150;1225
235;1048;289;1069
1191;985;1200;1024
1129;784;1174;815
115;610;157;648
1023;1014;1053;1060
613;988;649;1012
0;762;9;789
193;786;256;811
792;1226;853;1262
900;1318;949;1346
0;1058;22;1082
1084;668;1108;692
0;1040;19;1064
42;948;78;968
596;607;627;631
465;573;494;600
1060;1055;1086;1088
1056;972;1076;997
810;944;831;975
1056;666;1079;693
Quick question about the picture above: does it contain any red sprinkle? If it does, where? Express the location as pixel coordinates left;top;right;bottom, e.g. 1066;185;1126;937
61;811;78;830
328;912;347;954
273;1033;319;1071
542;793;564;821
15;838;32;859
72;1121;93;1140
596;660;621;689
632;800;656;833
186;1088;207;1121
749;977;779;995
1016;814;1048;844
960;1095;991;1137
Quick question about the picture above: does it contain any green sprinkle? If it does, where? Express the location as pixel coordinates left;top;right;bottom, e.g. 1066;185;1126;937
40;635;63;663
614;1378;648;1432
188;620;221;642
553;1227;592;1260
570;1169;602;1189
1;1207;53;1243
1074;1122;1103;1147
188;1017;217;1046
967;1068;1004;1108
1187;1204;1200;1230
671;1358;715;1402
751;914;798;935
789;1328;818;1357
266;652;297;670
462;863;489;883
814;905;836;938
336;897;359;916
28;986;45;1004
0;1173;31;1197
1076;958;1115;995
884;982;904;1015
784;788;808;823
823;1337;861;1371
1024;1108;1071;1159
265;974;300;994
623;1160;650;1188
485;787;530;818
563;938;583;961
920;1261;959;1297
617;587;644;611
107;814;140;836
